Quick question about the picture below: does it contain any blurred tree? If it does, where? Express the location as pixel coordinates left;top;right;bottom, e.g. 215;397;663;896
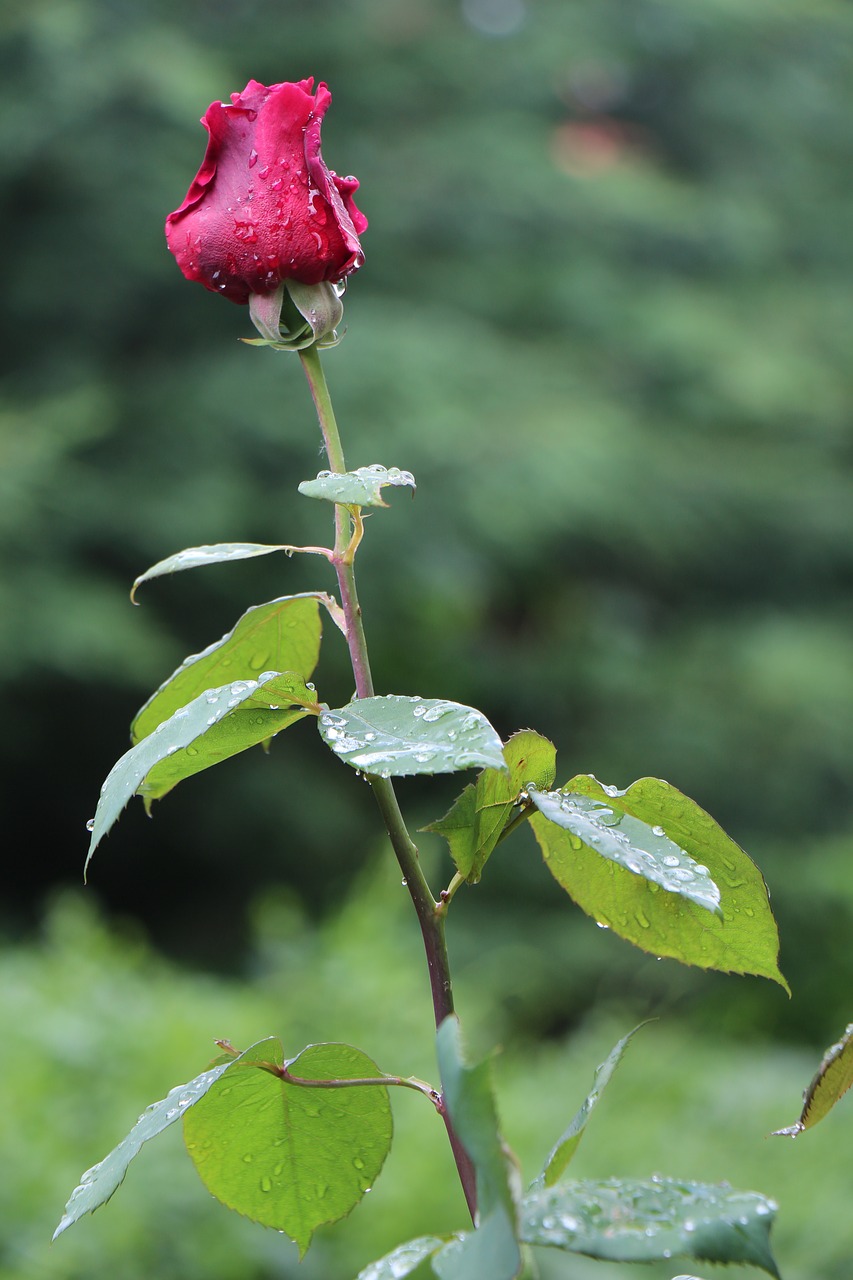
1;0;852;1041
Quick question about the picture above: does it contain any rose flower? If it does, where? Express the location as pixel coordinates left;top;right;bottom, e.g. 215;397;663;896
165;79;367;309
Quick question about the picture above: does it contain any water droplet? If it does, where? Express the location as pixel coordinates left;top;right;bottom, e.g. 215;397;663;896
260;1175;272;1192
353;1156;365;1170
242;1153;253;1164
315;1181;328;1199
185;745;199;757
85;818;95;831
248;148;259;168
651;825;665;837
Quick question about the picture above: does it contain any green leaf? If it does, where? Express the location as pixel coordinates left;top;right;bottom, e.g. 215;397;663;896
131;543;296;599
535;1023;648;1187
531;774;788;989
53;1059;234;1240
131;595;323;741
426;731;555;883
433;1017;522;1280
183;1038;393;1256
773;1021;853;1136
318;697;506;779
528;787;721;915
298;464;416;508
86;673;317;873
356;1237;445;1280
520;1177;779;1277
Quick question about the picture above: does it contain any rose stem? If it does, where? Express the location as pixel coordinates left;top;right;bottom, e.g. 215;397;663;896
298;343;478;1223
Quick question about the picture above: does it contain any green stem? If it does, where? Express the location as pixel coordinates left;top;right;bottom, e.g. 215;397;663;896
278;1065;442;1110
298;343;478;1223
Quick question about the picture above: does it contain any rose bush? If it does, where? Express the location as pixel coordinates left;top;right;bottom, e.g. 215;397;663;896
165;79;367;304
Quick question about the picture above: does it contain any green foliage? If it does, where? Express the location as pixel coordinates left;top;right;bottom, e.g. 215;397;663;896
774;1023;853;1137
8;892;853;1280
184;1039;393;1254
131;544;300;599
529;786;721;915
54;1060;232;1239
520;1178;779;1276
131;595;323;740
531;775;787;989
433;1017;522;1280
426;731;556;882
534;1024;647;1187
298;465;416;507
87;673;318;870
357;1236;445;1280
318;697;506;778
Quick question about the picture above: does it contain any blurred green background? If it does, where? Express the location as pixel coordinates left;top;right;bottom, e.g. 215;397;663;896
2;0;853;1276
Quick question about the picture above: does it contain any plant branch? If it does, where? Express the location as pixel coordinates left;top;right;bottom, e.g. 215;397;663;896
278;1065;442;1110
298;343;478;1223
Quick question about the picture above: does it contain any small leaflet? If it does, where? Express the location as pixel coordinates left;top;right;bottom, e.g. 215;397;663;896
298;464;416;508
317;696;506;778
131;542;294;600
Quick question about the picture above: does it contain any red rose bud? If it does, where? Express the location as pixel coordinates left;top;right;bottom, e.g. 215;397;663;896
165;79;367;307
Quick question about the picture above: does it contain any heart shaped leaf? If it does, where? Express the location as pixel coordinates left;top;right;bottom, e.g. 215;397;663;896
318;697;506;779
184;1038;393;1256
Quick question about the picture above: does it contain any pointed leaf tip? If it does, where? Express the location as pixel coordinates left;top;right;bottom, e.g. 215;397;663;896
773;1022;853;1136
536;1022;650;1186
53;1060;234;1239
